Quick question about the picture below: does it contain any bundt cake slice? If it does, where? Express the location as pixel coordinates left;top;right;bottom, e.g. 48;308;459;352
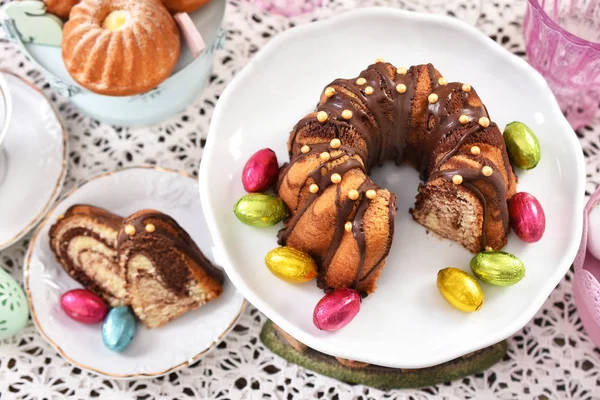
49;205;128;307
278;61;517;294
117;210;224;329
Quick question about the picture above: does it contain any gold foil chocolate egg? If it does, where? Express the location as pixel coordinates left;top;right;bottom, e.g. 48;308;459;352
265;247;318;283
503;122;541;169
437;267;484;312
234;193;287;227
470;250;525;286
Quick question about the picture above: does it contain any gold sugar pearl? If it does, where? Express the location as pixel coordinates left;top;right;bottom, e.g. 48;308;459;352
124;224;136;236
317;111;328;123
324;87;336;98
330;138;341;149
485;246;493;252
396;67;408;75
348;189;359;200
356;77;367;85
438;77;448;86
345;221;353;232
57;214;64;220
375;58;385;63
478;117;490;128
301;145;310;154
452;174;463;185
364;86;374;95
428;93;439;104
366;189;377;200
459;114;469;124
482;166;493;176
396;83;407;94
309;184;319;193
341;109;353;120
145;223;156;233
462;83;471;92
331;173;342;184
320;152;331;161
471;146;481;155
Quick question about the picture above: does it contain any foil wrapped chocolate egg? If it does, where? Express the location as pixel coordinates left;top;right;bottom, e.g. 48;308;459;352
265;246;318;283
60;289;108;324
0;268;29;339
470;251;525;286
508;192;546;243
234;193;287;227
503;121;541;169
313;288;361;331
437;267;484;312
242;148;279;193
102;307;136;352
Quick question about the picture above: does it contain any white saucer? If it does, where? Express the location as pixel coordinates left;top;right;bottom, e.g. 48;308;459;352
0;71;67;250
200;8;585;368
25;166;246;378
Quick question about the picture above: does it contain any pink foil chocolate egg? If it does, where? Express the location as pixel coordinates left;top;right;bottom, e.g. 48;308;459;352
313;288;361;332
508;192;546;243
242;148;279;192
60;289;108;324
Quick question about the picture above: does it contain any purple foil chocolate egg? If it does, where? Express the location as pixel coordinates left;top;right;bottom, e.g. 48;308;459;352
60;289;108;324
242;148;279;192
313;288;361;332
508;192;546;243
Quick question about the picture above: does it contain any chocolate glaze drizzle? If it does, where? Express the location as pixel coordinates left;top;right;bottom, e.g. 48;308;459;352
281;63;509;293
118;211;225;285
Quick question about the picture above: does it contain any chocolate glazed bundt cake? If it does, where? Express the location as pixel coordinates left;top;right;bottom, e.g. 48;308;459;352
118;210;224;328
277;61;517;296
49;205;128;307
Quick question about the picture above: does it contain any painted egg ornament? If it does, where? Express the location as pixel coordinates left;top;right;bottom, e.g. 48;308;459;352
0;268;29;339
503;121;541;169
60;289;108;324
470;251;525;286
265;246;318;283
588;204;600;261
508;192;546;243
313;288;361;332
437;267;484;312
102;307;136;352
234;193;287;227
242;148;279;192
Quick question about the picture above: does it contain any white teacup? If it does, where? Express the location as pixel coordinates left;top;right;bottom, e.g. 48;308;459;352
0;72;13;185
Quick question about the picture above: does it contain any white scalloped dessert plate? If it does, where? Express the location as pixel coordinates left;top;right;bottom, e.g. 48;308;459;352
199;8;585;368
25;167;246;378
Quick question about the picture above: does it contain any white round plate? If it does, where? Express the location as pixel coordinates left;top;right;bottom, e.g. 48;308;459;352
0;71;67;250
25;167;246;378
200;8;585;368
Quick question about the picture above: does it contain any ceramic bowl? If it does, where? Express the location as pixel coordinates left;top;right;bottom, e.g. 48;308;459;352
25;167;246;378
199;8;585;368
0;0;226;126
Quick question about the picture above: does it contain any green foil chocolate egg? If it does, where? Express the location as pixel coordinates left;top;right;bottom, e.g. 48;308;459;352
234;193;287;227
503;122;541;169
470;251;525;286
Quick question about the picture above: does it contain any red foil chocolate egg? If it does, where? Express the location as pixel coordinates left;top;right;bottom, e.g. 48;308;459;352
242;148;279;192
60;289;108;324
508;192;546;243
313;288;361;332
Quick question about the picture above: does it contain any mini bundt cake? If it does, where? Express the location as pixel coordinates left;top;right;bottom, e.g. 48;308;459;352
161;0;211;13
118;210;224;328
61;0;180;96
278;61;517;295
44;0;80;18
49;205;128;307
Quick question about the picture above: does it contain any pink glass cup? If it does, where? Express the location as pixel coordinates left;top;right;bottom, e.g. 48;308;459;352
523;0;600;130
254;0;323;16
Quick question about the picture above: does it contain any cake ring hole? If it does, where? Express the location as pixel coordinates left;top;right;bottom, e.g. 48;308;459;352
102;10;131;32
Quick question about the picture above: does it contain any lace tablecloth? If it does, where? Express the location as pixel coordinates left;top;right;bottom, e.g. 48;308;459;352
1;0;599;398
